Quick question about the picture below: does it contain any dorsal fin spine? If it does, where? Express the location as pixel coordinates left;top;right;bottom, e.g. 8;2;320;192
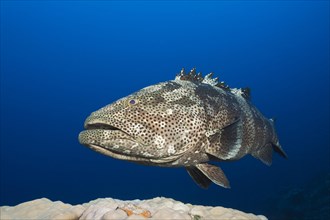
175;68;246;92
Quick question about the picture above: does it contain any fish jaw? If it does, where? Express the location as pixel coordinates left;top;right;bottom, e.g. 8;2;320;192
78;115;184;165
79;127;133;150
79;129;186;165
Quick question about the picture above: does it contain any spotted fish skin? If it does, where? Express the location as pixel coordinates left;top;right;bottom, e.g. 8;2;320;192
79;68;287;189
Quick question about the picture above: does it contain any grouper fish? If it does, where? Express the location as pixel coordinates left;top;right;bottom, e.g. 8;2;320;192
79;68;287;189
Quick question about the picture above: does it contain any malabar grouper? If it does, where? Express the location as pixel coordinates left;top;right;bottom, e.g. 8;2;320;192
78;68;287;189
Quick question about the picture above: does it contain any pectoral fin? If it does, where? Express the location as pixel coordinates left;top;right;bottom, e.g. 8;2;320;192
206;118;242;160
187;163;230;189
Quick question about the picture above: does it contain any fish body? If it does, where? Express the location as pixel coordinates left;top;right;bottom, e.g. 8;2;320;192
79;68;287;188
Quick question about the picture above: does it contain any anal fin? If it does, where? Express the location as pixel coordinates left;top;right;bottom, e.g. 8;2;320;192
252;143;273;166
252;142;288;166
189;163;230;188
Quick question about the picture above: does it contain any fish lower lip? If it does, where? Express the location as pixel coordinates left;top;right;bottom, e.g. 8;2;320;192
88;144;149;162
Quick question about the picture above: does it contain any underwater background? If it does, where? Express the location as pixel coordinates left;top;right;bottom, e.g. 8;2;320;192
1;0;329;219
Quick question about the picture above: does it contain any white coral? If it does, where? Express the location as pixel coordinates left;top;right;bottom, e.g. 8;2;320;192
0;197;268;220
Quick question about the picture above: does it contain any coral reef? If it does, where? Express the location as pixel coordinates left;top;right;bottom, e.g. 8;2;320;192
1;197;267;220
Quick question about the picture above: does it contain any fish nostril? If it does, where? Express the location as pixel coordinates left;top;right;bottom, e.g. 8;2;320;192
86;123;119;130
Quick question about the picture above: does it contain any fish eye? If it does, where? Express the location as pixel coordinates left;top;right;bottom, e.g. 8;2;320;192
128;99;137;105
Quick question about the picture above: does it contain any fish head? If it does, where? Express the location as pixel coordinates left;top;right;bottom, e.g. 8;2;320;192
79;80;207;166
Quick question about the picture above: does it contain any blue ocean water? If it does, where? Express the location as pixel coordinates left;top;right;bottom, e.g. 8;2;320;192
1;0;329;218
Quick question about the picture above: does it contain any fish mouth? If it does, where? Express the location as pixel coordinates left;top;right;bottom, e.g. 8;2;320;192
78;128;151;162
82;115;140;139
85;123;119;130
79;115;182;164
79;116;158;163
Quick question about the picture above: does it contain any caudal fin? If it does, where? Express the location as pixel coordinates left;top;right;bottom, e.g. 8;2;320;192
272;143;288;159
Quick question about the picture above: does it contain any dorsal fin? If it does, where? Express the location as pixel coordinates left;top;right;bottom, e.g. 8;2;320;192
270;117;276;125
175;68;230;91
230;87;251;100
241;87;251;100
175;68;203;83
